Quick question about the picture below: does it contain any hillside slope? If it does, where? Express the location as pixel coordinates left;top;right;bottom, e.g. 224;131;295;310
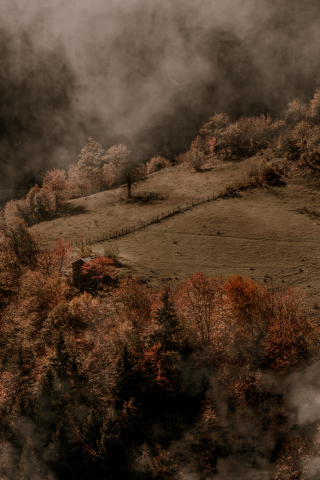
31;156;320;305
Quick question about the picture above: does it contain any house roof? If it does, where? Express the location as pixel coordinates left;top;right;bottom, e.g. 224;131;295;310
71;257;95;265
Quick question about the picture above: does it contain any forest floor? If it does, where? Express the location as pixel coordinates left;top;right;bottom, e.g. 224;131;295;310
31;154;320;307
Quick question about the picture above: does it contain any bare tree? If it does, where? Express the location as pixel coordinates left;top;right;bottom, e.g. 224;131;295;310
120;161;146;197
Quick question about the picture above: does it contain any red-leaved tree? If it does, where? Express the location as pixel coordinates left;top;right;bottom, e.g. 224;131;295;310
81;256;116;282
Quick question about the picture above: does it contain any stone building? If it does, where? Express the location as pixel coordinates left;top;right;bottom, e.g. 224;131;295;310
71;257;96;290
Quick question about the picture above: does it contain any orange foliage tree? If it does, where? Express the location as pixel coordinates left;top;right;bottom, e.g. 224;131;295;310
145;156;171;174
25;183;58;221
67;140;129;197
42;168;70;208
0;215;39;268
36;238;71;276
113;275;155;328
102;144;131;169
224;275;259;323
263;288;312;372
67;137;107;195
80;255;116;282
199;112;286;159
67;163;92;198
18;269;71;323
176;272;224;346
225;275;314;371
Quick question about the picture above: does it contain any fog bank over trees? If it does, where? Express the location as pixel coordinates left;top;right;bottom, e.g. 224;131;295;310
1;0;320;189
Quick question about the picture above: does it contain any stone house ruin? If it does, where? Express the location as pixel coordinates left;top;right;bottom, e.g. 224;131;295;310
71;257;96;291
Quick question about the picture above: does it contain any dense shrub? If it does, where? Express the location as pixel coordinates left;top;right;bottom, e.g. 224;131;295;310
77;136;106;169
36;238;71;276
257;158;280;183
42;168;70;207
186;148;206;171
190;135;206;153
176;273;225;346
174;148;206;171
199;113;287;160
145;156;172;174
102;164;116;189
276;90;320;159
286;97;309;124
199;113;230;155
3;176;71;226
0;215;39;267
309;88;320;120
290;120;313;150
76;235;93;258
102;144;131;168
103;243;121;266
199;112;230;137
67;140;130;197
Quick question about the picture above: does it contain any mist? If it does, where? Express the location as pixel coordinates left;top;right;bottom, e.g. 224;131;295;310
1;0;320;191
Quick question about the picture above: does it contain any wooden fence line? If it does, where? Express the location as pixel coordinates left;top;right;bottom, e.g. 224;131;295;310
67;191;224;247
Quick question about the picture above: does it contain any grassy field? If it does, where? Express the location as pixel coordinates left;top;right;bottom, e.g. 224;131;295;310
31;155;320;306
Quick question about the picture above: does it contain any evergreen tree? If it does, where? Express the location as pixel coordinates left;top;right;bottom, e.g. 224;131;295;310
17;437;43;480
153;286;180;352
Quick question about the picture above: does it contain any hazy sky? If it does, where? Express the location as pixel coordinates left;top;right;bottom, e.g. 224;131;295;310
1;0;320;186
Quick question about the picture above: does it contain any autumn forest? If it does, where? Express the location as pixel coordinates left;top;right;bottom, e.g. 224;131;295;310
1;84;320;479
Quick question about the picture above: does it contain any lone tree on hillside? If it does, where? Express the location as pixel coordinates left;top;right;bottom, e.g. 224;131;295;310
120;160;146;198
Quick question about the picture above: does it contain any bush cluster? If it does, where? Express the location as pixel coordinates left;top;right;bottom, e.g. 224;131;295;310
145;156;172;174
174;148;206;171
4;139;150;225
198;113;286;160
193;87;320;166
